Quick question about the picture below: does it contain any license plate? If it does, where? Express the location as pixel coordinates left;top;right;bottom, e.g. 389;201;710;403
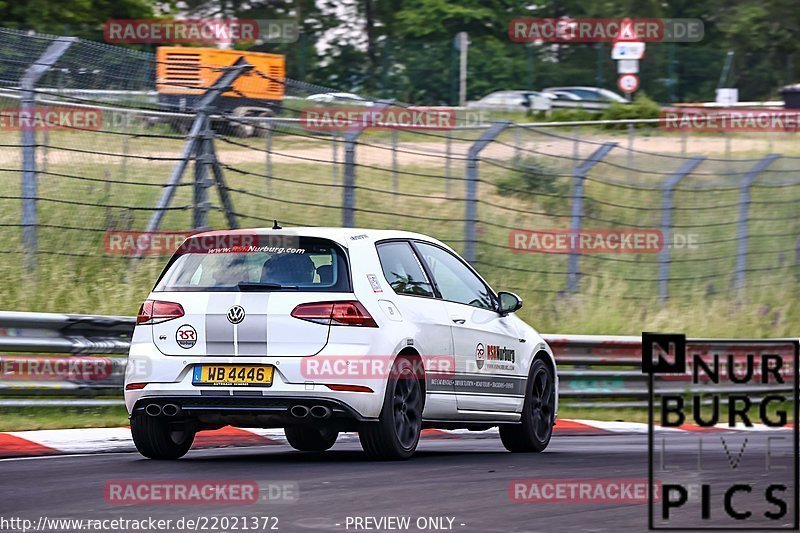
192;365;273;387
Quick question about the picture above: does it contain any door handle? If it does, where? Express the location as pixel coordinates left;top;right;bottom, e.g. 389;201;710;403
452;317;466;324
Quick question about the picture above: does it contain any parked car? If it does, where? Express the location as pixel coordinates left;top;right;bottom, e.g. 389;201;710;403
467;90;552;112
125;227;558;460
542;90;583;102
306;92;373;106
543;86;628;104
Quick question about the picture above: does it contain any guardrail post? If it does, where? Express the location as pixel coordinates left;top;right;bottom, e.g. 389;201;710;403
342;129;361;228
566;142;617;293
734;155;780;290
658;157;704;301
140;58;250;242
464;121;511;264
20;37;76;271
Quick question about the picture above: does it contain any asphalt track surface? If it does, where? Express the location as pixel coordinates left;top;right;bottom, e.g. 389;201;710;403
0;432;796;533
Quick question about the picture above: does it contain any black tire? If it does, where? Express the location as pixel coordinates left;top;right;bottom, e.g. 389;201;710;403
499;358;555;453
359;357;423;460
284;426;339;452
130;414;195;460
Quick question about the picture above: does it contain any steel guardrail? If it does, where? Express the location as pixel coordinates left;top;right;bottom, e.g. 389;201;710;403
0;312;795;406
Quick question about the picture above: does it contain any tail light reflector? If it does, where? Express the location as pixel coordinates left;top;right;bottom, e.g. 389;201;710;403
137;300;184;325
291;301;378;327
325;384;374;393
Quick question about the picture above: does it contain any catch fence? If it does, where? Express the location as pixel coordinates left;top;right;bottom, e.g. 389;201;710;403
0;27;798;317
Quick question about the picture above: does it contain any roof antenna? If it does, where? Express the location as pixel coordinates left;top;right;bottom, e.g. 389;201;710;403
272;220;282;230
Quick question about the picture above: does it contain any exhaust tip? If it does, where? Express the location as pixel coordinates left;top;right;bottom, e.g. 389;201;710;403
144;404;162;417
310;405;332;419
162;404;180;417
290;405;310;418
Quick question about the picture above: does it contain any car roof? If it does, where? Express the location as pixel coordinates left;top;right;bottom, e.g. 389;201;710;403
544;86;601;91
188;227;449;249
485;90;537;95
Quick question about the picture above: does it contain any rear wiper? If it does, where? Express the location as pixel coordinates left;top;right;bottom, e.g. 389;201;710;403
237;282;299;291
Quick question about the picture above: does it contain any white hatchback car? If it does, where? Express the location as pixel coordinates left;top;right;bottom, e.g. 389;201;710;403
125;227;558;460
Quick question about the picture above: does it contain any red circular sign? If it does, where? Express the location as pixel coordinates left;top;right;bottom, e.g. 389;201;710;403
617;73;639;93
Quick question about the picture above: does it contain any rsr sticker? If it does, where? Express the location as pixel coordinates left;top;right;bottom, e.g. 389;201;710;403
176;324;197;349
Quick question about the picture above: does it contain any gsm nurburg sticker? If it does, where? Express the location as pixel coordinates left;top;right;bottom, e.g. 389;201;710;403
645;333;799;529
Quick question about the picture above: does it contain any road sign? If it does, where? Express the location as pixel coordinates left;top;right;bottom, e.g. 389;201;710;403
614;17;640;42
617;59;639;74
617;73;639;93
612;41;645;60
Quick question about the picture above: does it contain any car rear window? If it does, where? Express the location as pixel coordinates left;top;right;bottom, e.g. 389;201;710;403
154;236;350;292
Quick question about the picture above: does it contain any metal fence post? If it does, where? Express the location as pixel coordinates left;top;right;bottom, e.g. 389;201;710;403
342;129;361;228
572;126;580;161
626;123;635;170
19;36;75;271
464;121;511;264
658;157;704;301
445;130;452;198
391;128;399;192
193;115;212;229
140;58;250;242
332;133;339;185
264;119;273;194
734;155;780;290
566;143;617;293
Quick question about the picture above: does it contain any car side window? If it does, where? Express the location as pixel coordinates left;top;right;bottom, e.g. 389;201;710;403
572;89;600;101
376;242;434;297
414;242;494;310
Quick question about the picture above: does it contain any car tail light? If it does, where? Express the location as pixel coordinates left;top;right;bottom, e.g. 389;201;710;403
125;382;148;390
136;300;184;325
291;301;378;327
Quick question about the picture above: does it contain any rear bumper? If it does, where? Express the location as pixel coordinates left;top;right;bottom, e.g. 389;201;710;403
131;394;369;422
125;334;400;419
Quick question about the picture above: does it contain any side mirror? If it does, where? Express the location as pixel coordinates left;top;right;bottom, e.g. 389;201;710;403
497;291;523;316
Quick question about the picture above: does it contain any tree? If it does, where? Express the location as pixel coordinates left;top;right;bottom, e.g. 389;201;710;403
0;0;155;40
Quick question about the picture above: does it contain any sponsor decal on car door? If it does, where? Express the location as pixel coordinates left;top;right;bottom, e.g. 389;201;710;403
443;302;526;412
409;240;525;412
